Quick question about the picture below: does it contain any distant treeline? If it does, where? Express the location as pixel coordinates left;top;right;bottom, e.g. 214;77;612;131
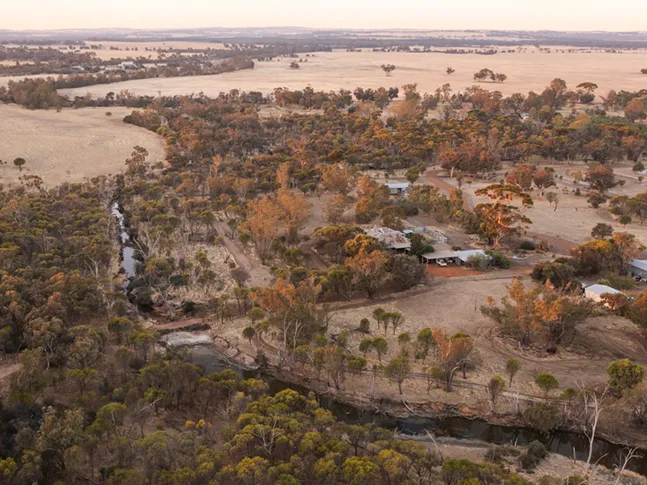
0;57;254;109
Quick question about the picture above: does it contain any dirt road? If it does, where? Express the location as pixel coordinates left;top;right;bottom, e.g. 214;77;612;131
214;220;273;288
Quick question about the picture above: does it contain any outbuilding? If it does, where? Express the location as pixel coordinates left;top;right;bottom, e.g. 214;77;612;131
630;259;647;279
456;249;488;264
584;284;622;303
421;249;458;264
384;182;410;196
119;61;138;70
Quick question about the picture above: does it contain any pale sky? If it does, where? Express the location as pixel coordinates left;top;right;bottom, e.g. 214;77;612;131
2;0;646;31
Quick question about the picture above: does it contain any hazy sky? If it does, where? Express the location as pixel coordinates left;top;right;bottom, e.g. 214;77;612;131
3;0;646;31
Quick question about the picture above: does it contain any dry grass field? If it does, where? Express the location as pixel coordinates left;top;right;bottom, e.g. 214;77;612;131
75;41;229;60
58;48;647;99
328;275;647;395
454;161;647;246
0;105;165;187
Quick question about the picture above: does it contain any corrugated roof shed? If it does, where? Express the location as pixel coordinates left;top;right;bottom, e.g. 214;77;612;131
585;284;620;295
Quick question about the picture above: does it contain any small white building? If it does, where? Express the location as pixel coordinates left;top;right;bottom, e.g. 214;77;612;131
584;284;622;303
630;259;647;279
384;182;410;196
119;61;138;70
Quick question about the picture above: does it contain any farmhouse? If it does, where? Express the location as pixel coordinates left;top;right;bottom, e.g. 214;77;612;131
630;259;647;279
365;226;411;251
403;226;448;244
384;182;409;196
584;284;622;303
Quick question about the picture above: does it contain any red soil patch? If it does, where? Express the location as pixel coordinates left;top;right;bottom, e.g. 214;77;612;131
426;265;483;278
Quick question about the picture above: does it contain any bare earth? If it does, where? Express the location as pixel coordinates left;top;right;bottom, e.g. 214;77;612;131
453;161;647;247
326;275;647;397
59;49;647;99
0;105;165;187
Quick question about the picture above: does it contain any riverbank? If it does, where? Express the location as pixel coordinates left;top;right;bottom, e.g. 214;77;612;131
169;330;647;477
179;338;647;479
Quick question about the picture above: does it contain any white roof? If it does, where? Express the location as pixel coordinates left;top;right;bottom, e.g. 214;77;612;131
384;183;410;189
631;259;647;271
585;284;621;295
456;249;487;263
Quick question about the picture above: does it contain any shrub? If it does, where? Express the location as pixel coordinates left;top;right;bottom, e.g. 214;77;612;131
358;318;371;334
487;250;510;269
484;444;521;464
467;254;489;270
587;193;606;208
523;403;561;434
526;441;547;461
519;240;536;251
598;273;635;291
619;214;632;226
564;476;588;485
535;373;559;397
633;161;645;172
607;358;644;393
531;261;579;290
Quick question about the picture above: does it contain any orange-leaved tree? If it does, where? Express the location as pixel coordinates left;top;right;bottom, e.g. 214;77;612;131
432;329;474;392
474;184;533;249
238;196;282;264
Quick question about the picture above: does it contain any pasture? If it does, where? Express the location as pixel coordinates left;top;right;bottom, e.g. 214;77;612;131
58;48;647;99
0;105;165;186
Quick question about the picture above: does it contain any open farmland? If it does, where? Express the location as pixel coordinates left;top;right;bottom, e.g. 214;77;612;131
66;40;230;60
59;48;647;99
0;105;164;186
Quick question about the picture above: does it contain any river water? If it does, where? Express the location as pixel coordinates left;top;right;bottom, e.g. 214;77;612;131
111;201;137;279
188;345;647;477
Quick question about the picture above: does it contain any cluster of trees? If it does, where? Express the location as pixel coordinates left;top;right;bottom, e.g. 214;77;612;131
0;46;101;76
3;362;551;485
0;179;115;358
481;277;594;348
0;57;255;109
608;192;647;225
381;64;396;76
473;68;507;83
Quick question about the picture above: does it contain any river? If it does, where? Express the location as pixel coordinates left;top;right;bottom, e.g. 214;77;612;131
111;201;137;279
188;345;647;477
